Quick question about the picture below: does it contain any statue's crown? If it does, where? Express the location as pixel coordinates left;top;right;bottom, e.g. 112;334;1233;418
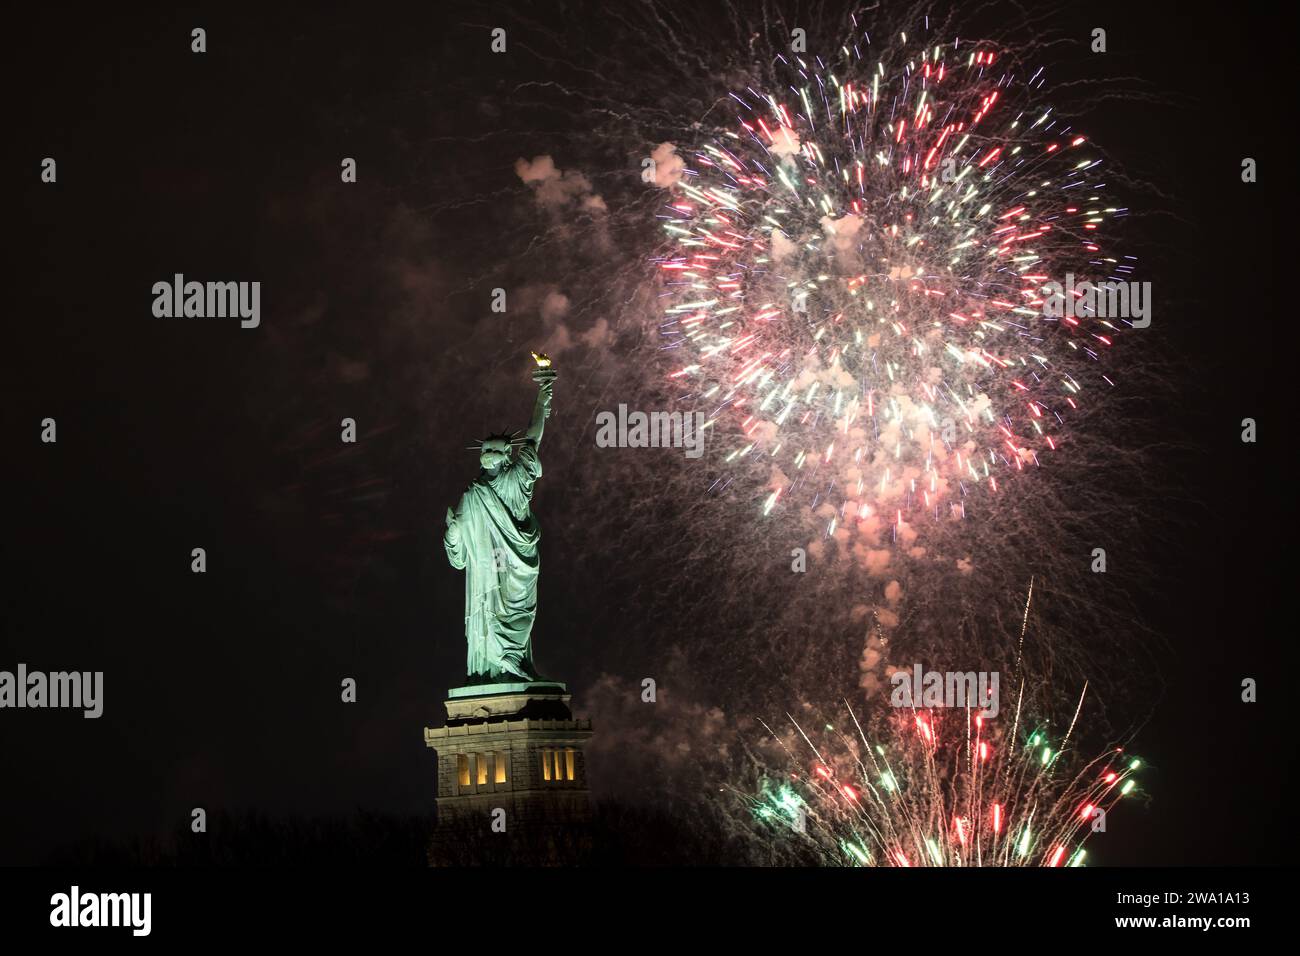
467;430;526;451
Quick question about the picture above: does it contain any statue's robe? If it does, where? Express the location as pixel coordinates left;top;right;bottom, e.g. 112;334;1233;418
443;441;542;681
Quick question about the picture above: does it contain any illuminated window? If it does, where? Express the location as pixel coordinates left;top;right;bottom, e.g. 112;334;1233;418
540;748;574;783
457;754;470;788
494;752;507;784
476;753;488;786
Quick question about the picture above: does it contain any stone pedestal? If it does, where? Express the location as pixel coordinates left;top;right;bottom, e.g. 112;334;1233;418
424;681;594;863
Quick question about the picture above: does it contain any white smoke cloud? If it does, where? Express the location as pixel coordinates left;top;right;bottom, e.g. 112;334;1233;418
820;212;865;257
649;142;685;188
770;228;797;261
541;290;570;322
514;154;606;214
770;126;801;158
580;316;614;350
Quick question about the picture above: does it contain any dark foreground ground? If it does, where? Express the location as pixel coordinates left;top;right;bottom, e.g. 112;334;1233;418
42;802;819;867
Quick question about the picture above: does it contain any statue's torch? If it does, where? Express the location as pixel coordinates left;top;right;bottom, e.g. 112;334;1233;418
530;351;555;418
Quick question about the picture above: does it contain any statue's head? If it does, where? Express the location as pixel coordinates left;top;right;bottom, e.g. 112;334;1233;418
475;432;517;475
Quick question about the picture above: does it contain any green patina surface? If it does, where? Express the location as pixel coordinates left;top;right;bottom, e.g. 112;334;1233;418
443;363;557;682
448;681;568;699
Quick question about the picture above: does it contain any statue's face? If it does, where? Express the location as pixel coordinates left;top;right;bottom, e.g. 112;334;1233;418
479;439;511;473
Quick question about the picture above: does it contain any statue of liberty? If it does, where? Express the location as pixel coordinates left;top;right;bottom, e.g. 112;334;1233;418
443;355;556;684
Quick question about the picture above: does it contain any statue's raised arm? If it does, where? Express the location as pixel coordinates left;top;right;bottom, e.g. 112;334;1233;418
526;351;556;447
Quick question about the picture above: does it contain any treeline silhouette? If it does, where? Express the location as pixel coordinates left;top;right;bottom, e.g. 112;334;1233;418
43;801;821;866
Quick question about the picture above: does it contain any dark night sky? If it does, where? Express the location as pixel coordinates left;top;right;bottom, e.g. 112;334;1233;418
4;1;1293;866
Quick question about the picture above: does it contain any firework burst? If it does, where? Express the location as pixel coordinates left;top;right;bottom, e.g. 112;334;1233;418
657;27;1133;541
747;677;1141;867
